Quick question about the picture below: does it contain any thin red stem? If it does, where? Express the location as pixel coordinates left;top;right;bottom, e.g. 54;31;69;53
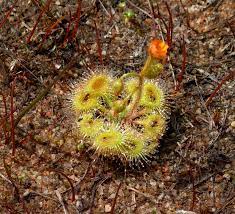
39;15;65;49
70;0;82;41
175;35;187;91
0;92;9;144
206;70;235;107
51;169;76;202
156;4;168;30
147;0;157;37
10;80;16;156
62;10;72;47
165;2;173;47
0;107;17;130
0;1;18;29
27;0;53;43
79;43;94;70
110;181;122;214
189;165;196;211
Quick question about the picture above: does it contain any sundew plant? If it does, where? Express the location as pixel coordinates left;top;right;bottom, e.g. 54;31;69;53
71;39;169;165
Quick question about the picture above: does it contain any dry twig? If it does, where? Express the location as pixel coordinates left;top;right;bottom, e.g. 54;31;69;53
89;174;112;213
55;190;69;214
14;53;78;127
50;169;76;202
110;180;123;214
126;186;157;204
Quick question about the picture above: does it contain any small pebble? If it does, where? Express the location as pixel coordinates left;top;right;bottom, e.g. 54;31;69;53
230;121;235;128
150;179;157;186
176;210;196;214
158;182;164;188
195;108;201;114
109;193;115;199
105;204;112;213
223;173;231;180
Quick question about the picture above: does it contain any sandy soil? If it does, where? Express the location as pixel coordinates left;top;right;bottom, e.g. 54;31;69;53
0;0;234;213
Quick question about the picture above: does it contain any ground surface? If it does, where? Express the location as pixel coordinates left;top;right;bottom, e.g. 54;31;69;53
0;0;234;213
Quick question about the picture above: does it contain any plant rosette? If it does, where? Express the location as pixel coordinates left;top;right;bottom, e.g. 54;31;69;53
70;39;169;165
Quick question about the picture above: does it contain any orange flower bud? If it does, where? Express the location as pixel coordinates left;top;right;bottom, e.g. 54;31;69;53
148;39;169;60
